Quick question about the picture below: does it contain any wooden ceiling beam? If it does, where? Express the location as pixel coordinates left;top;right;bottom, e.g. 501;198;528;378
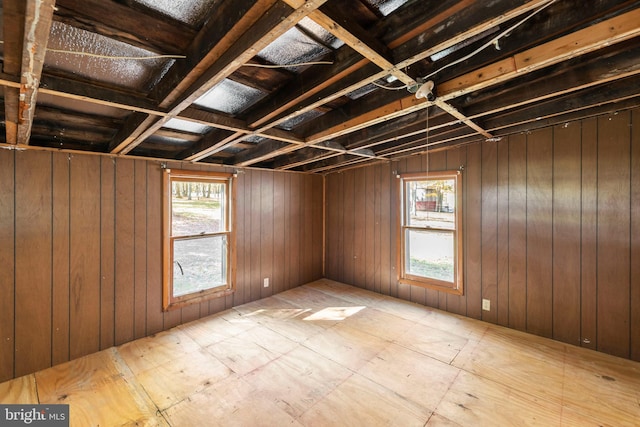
264;7;640;170
311;8;640;144
53;0;195;54
3;0;56;145
311;5;413;86
3;0;27;144
251;0;553;136
110;0;329;155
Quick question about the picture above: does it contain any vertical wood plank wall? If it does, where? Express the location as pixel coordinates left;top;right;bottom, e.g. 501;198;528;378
0;156;323;381
325;108;640;361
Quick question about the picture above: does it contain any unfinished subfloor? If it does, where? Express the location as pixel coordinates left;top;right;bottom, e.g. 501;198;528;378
1;279;639;426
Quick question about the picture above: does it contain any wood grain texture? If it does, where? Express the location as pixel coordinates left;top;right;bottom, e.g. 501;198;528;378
353;168;366;289
343;170;355;286
100;157;116;350
508;134;527;331
446;147;467;316
6;281;639;426
134;160;147;338
496;140;509;327
52;153;70;365
481;141;498;324
0;150;15;381
465;143;482;319
365;166;376;291
69;155;101;360
115;158;135;345
15;151;52;377
632;107;640;362
322;113;638;362
526;128;553;338
145;162;163;335
597;112;631;358
289;173;301;288
552;122;581;346
580;118;598;351
273;172;286;295
260;170;274;299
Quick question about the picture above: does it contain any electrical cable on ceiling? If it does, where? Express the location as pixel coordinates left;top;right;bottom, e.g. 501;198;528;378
0;40;185;60
241;60;334;68
45;48;186;60
420;0;557;81
371;80;409;91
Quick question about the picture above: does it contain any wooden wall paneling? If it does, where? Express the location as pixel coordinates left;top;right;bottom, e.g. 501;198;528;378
396;159;411;302
465;143;483;319
373;164;382;294
496;140;510;326
289;173;301;287
526;128;554;338
273;172;286;294
114;158;135;345
250;170;262;301
353;168;366;289
508;133;527;331
312;174;323;280
14;151;52;377
145;162;163;335
52;152;70;364
99;157;115;349
386;161;397;297
365;165;376;291
303;174;315;284
446;147;468;316
596;112;631;358
552;122;582;346
631;107;640;362
69;155;101;359
134;160;147;338
0;149;15;381
481;141;498;324
325;172;340;281
580;118;598;350
343;170;356;286
235;172;249;304
426;150;447;309
260;170;274;298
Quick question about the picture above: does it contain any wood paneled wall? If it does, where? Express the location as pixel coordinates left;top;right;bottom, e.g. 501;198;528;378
0;153;323;381
325;108;640;361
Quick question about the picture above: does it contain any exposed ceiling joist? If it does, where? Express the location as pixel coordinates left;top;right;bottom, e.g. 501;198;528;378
270;7;640;166
0;0;638;174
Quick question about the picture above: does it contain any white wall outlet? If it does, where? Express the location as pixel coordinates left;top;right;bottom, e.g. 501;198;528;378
263;278;269;288
482;299;490;311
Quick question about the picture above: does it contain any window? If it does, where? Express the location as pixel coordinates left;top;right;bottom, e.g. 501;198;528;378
398;171;463;294
163;169;235;310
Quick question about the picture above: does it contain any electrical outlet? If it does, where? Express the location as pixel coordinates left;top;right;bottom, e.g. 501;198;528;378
263;278;269;288
482;299;490;311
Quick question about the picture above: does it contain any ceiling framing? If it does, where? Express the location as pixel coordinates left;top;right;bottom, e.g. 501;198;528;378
1;0;639;173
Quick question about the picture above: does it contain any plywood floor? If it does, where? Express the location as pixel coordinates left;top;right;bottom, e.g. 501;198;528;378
1;279;639;426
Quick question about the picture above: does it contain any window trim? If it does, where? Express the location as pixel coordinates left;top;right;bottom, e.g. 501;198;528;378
397;170;463;295
162;169;236;311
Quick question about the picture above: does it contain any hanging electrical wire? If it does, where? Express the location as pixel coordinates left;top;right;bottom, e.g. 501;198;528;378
421;0;557;81
241;60;334;68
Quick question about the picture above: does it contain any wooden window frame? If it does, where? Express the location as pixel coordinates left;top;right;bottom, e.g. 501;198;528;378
162;169;236;310
397;170;464;295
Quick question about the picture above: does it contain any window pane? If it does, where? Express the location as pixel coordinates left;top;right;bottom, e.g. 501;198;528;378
405;229;454;282
406;179;455;230
172;181;226;236
173;235;227;297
